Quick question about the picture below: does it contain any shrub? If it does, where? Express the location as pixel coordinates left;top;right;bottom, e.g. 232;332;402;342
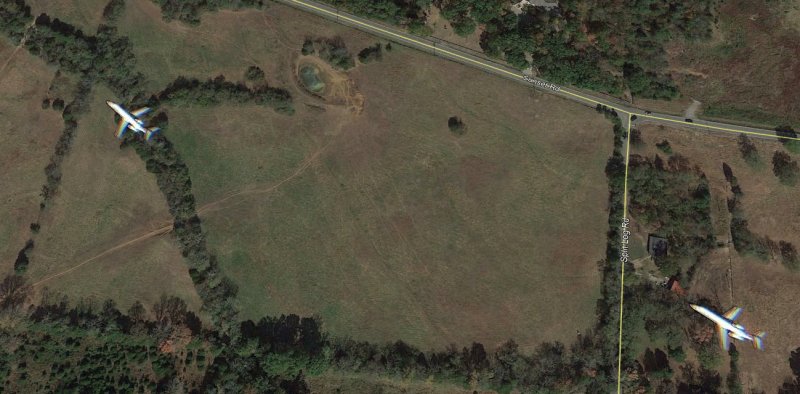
51;98;65;111
357;43;382;64
737;134;759;166
244;66;265;81
301;38;315;55
448;116;466;136
317;38;354;70
655;140;672;154
772;151;799;185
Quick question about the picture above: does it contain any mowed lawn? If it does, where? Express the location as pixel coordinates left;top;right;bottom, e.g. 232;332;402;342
636;125;800;390
27;85;202;313
0;37;62;274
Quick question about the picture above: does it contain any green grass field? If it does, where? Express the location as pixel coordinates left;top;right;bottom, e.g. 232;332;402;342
28;0;108;33
112;1;616;350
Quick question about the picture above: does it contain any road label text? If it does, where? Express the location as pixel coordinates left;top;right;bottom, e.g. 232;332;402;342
523;75;560;91
620;218;630;264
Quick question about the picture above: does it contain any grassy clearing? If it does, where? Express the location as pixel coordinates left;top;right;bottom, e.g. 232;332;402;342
27;0;108;33
668;0;800;126
27;84;201;313
119;1;614;350
634;124;800;390
306;371;476;393
0;37;62;273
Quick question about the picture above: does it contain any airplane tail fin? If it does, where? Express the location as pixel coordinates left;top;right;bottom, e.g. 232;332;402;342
145;127;160;141
753;331;766;350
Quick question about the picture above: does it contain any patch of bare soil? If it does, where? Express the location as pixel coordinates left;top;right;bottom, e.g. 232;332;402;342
293;55;364;114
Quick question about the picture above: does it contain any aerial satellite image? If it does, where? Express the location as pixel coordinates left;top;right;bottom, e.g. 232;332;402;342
1;0;799;392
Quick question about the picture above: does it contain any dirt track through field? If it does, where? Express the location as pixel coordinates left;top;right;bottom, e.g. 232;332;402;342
32;144;328;287
0;21;36;81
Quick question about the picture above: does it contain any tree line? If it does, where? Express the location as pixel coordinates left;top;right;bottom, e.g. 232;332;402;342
723;160;799;270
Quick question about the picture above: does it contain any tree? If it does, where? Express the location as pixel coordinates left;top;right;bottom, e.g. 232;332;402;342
726;345;743;394
357;43;382;63
0;274;31;311
737;134;759;165
128;300;147;321
153;295;187;327
51;98;65;111
14;239;34;273
448;116;466;136
102;0;126;23
772;151;799;185
301;38;315;55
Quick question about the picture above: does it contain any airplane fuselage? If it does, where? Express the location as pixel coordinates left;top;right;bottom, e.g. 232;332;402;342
106;101;147;133
691;304;752;341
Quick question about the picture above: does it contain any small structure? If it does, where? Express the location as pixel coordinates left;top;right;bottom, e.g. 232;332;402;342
647;234;668;257
665;277;686;297
511;0;558;15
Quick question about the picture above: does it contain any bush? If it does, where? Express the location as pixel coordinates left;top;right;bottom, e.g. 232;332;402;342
14;240;34;274
317;38;354;70
301;38;314;55
357;43;382;64
737;134;759;166
448;116;466;136
51;98;65;111
772;151;799;185
101;0;125;23
244;65;265;81
697;342;721;370
655;140;672;154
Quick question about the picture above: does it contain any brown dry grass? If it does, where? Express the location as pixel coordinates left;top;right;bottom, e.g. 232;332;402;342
634;124;800;391
667;0;800;125
26;85;202;313
117;0;614;351
0;37;62;274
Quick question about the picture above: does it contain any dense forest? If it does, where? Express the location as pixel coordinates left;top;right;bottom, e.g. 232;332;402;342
318;0;717;99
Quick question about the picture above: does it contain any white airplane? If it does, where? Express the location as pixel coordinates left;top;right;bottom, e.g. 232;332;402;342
106;101;160;141
690;304;765;351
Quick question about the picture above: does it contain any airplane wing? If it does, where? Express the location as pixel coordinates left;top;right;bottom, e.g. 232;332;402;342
116;120;130;139
131;107;151;117
717;325;731;351
724;307;743;321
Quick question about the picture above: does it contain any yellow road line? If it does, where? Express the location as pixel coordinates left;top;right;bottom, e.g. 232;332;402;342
617;113;633;393
287;0;631;113
289;0;800;143
640;114;800;141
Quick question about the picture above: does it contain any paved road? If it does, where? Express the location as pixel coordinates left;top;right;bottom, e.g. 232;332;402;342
277;0;796;142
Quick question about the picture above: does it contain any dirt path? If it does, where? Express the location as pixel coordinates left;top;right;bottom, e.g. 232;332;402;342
32;144;329;287
31;225;173;287
684;98;702;119
0;21;36;81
